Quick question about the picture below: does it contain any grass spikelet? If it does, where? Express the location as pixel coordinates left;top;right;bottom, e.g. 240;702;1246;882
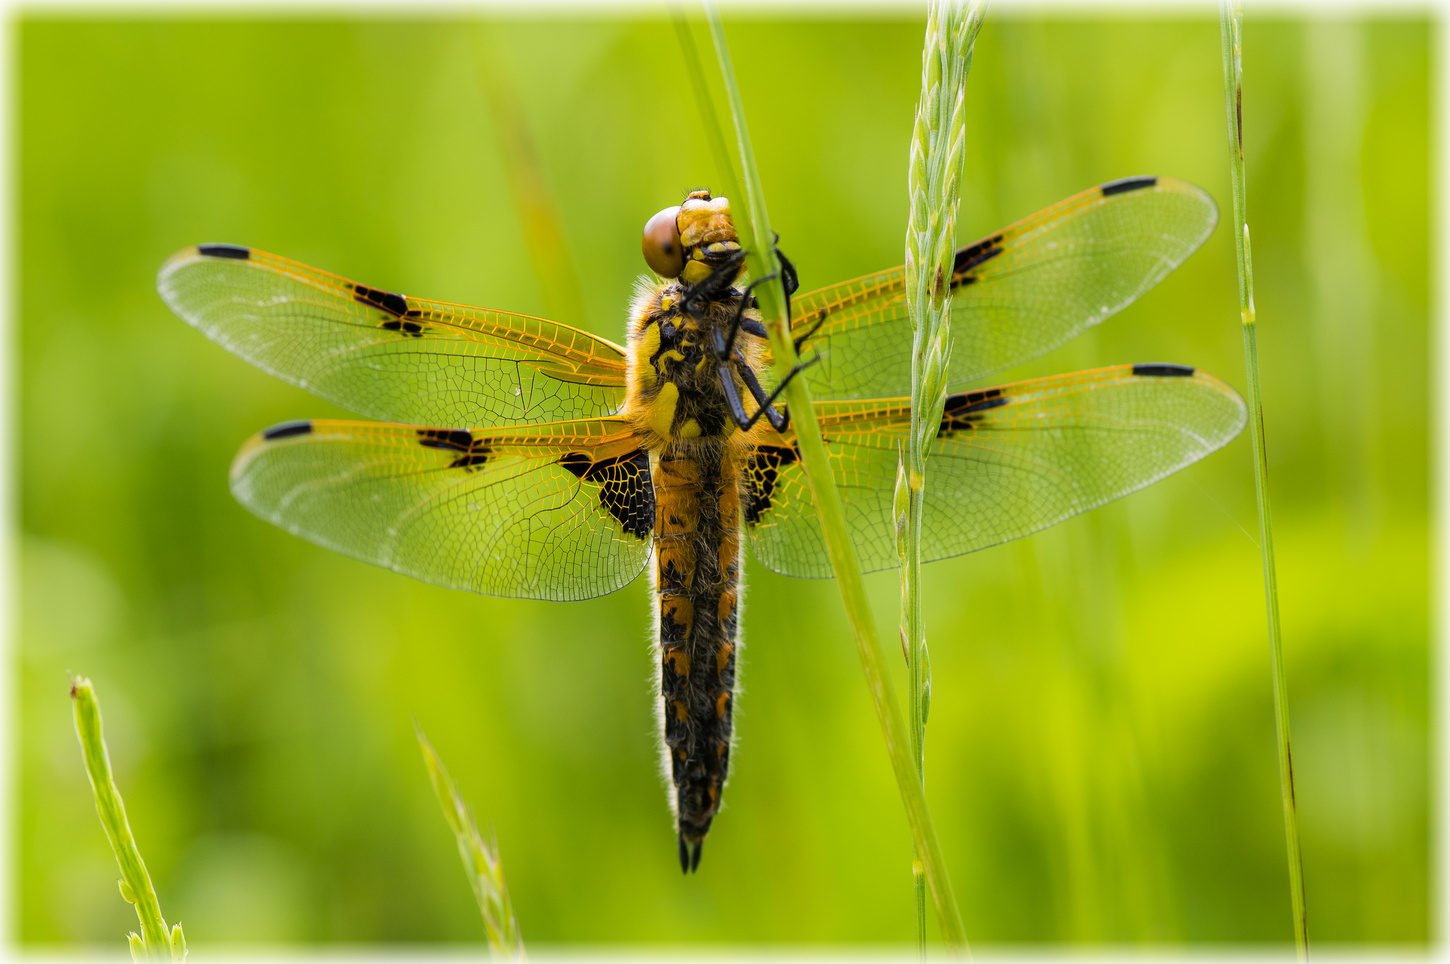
703;1;969;951
1219;3;1308;956
417;725;525;960
900;1;986;952
70;676;187;962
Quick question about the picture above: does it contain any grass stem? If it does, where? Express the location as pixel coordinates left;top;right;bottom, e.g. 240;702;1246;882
704;3;968;951
70;676;187;962
416;725;526;960
901;2;986;955
1219;4;1308;956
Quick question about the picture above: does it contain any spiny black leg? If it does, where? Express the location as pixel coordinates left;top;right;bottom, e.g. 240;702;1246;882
721;354;821;432
736;356;790;432
739;317;770;339
773;243;799;298
718;360;755;430
678;834;690;874
690;840;703;872
717;271;778;359
792;311;830;354
681;248;746;318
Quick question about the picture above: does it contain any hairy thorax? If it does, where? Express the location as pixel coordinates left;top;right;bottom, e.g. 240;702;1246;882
624;278;772;457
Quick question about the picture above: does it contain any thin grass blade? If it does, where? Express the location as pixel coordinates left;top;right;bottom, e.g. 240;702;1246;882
417;724;526;961
1219;3;1308;956
704;2;969;952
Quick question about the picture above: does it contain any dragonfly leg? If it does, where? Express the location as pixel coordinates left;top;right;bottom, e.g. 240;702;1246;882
719;353;820;433
792;311;830;355
735;355;790;432
716;244;798;357
681;248;746;319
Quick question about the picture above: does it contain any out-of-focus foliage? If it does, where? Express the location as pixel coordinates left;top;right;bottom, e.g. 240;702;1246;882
19;14;1427;946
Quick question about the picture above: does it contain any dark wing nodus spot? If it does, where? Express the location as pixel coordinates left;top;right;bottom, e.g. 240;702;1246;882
262;420;313;440
1132;363;1195;378
417;428;492;469
557;448;654;539
1101;175;1158;197
940;388;1008;436
349;282;411;319
743;444;801;524
197;243;251;260
950;234;1005;289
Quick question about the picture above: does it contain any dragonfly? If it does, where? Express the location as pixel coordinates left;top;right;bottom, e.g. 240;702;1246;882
157;175;1246;873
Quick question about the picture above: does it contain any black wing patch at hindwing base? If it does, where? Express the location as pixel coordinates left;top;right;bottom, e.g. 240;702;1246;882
557;449;654;539
417;428;493;469
743;443;801;524
939;388;1009;436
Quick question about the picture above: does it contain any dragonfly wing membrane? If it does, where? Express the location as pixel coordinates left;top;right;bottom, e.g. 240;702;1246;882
745;364;1246;578
231;417;653;601
789;177;1218;399
159;245;628;427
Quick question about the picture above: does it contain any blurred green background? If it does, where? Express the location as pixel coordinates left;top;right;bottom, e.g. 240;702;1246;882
17;11;1428;949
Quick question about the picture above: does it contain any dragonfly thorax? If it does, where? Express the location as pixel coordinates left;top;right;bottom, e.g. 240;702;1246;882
625;278;766;446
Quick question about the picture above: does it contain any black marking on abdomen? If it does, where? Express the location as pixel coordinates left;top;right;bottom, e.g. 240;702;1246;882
940;388;1008;435
743;443;800;524
197;243;251;260
1102;175;1158;197
350;282;410;318
558;448;655;539
418;428;492;469
1132;363;1195;378
262;419;312;440
653;448;741;872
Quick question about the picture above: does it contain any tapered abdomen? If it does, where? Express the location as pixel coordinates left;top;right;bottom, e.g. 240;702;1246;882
652;443;741;872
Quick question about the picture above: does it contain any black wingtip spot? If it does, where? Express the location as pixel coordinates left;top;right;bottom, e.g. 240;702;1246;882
262;420;313;440
1132;363;1195;378
197;243;251;260
1102;176;1158;197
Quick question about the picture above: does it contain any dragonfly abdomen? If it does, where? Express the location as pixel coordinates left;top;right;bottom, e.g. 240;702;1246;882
652;442;742;873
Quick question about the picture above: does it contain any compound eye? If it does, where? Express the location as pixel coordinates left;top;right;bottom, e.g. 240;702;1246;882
642;205;684;277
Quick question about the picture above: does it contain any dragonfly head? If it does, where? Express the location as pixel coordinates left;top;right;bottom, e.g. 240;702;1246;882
642;190;743;286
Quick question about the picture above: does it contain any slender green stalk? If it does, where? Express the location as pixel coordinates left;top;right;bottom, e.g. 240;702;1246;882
70;677;187;962
416;725;526;961
900;2;986;953
1219;4;1308;957
704;4;968;951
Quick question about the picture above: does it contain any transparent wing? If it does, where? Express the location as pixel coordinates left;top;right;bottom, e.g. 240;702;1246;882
230;417;652;601
159;245;629;426
744;363;1246;578
787;177;1217;399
